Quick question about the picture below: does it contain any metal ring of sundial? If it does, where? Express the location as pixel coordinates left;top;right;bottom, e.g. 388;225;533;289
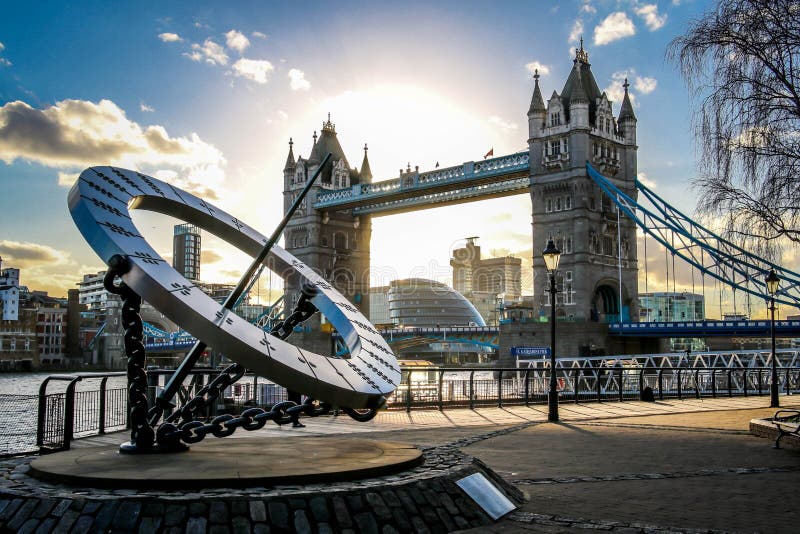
68;166;399;409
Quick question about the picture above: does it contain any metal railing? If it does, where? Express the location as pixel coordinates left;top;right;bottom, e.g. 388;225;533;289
27;364;800;454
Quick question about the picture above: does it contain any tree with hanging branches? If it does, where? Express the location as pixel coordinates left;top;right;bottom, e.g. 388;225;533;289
668;0;800;257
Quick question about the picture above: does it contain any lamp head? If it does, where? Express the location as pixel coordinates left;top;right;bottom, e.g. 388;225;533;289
765;269;779;296
543;238;561;272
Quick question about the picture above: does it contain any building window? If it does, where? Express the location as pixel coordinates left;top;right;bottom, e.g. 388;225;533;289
549;112;561;126
549;140;561;155
564;271;574;304
545;199;552;213
564;196;572;210
561;138;568;153
556;198;562;211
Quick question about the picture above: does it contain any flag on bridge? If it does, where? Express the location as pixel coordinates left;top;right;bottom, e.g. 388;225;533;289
484;148;494;159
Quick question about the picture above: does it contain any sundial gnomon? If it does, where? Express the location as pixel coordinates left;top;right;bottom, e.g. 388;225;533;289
68;155;399;451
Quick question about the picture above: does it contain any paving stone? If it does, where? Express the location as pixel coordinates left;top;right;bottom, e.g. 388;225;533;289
410;515;431;534
454;496;477;518
0;499;10;516
70;515;95;533
308;496;329;522
268;501;289;530
49;499;72;518
408;488;427;506
436;507;457;532
164;504;187;526
0;498;24;521
81;500;101;515
93;501;119;531
209;501;228;524
112;500;141;530
395;489;419;515
52;509;79;534
332;496;352;528
8;499;39;531
316;523;333;534
189;502;208;517
138;515;162;534
382;525;401;534
209;525;230;534
390;508;412;532
231;516;251;534
252;524;270;534
571;522;613;530
185;516;207;534
346;494;366;513
354;512;379;534
18;517;40;534
294;509;312;534
31;497;56;519
365;492;392;521
142;502;164;516
34;516;57;534
419;503;440;525
453;515;470;530
164;527;183;534
249;500;266;522
381;490;401;508
230;501;248;516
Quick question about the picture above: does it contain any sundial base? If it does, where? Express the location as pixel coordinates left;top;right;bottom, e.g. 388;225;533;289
29;437;422;489
118;440;190;454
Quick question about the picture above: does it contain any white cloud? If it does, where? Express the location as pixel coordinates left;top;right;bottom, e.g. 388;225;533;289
634;76;657;94
158;32;182;43
604;70;656;107
0;240;69;268
0;42;11;67
488;116;518;131
288;68;311;91
580;1;596;14
188;39;228;66
57;171;78;187
637;171;657;189
0;99;227;197
635;4;667;31
232;58;275;84
569;19;584;44
252;31;267;39
140;102;154;112
277;110;288;120
225;30;250;53
525;61;551;77
593;12;636;45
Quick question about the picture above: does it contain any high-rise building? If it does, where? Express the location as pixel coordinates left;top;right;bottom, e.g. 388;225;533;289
387;279;485;328
0;256;20;321
173;223;201;281
450;238;522;300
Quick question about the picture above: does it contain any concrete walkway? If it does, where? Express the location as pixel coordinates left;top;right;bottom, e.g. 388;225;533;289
73;396;799;533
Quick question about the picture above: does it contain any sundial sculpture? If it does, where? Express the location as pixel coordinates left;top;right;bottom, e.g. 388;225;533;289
68;153;400;452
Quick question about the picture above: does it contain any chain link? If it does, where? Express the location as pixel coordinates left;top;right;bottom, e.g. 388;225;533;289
104;254;155;451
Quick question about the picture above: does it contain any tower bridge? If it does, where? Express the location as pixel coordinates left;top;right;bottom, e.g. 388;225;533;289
140;43;800;363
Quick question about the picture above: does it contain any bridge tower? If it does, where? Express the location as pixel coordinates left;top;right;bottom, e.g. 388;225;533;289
282;116;372;330
528;42;639;323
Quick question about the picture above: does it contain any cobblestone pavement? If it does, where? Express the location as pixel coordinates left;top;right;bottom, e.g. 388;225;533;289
1;396;796;532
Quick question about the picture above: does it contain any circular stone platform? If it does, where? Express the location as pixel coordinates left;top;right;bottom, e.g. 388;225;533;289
29;437;422;489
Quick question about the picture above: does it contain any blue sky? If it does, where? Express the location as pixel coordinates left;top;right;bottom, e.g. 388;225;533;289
3;0;764;316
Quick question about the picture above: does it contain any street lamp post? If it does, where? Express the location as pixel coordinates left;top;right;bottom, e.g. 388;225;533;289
766;269;780;408
543;238;561;423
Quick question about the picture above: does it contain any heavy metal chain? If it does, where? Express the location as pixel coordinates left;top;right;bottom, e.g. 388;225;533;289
154;284;336;449
104;254;155;451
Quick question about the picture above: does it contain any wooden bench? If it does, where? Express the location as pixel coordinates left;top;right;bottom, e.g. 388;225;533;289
772;410;800;448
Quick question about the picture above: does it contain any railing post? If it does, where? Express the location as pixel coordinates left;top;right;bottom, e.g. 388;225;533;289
574;369;580;404
743;370;748;397
596;369;602;403
728;369;733;397
36;377;53;448
638;368;644;400
786;369;791;395
438;370;444;411
618;367;624;402
497;370;503;408
99;376;108;434
711;370;716;399
523;369;529;407
658;369;663;400
677;369;682;399
254;374;259;405
469;370;475;410
63;377;82;451
695;369;700;399
757;369;763;396
405;370;412;413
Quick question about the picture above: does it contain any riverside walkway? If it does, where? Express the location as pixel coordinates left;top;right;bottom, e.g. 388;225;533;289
2;396;798;532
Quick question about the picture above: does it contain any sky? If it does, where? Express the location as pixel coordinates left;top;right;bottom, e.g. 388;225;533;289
0;0;789;319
